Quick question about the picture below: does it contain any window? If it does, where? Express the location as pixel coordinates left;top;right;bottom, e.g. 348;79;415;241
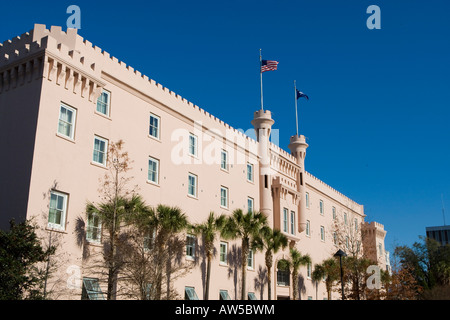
144;229;155;251
220;290;231;300
148;157;159;184
248;292;257;300
344;212;348;225
149;113;160;139
319;200;324;215
93;136;108;166
307;262;312;279
221;149;228;171
306;192;310;208
144;283;152;300
283;208;288;233
220;241;228;265
96;90;110;116
355;218;358;231
379;243;383;256
333;232;337;245
188;173;197;197
82;278;105;300
220;186;228;208
86;212;101;243
186;234;196;259
247;197;254;214
277;260;290;286
320;226;325;242
189;133;197;157
290;211;295;235
346;236;349;249
185;287;199;300
58;103;76;139
332;207;336;220
247;163;254;182
306;220;310;236
247;249;254;269
48;191;68;230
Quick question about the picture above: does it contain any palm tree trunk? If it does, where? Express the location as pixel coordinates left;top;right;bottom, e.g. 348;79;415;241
327;282;332;300
205;254;211;300
266;251;273;300
267;266;272;300
241;240;249;300
107;228;117;300
292;270;298;300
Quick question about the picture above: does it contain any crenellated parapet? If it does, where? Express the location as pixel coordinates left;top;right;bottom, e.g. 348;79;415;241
305;171;365;217
0;25;105;102
0;32;45;93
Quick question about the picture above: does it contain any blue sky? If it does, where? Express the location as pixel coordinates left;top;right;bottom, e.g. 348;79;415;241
2;0;450;253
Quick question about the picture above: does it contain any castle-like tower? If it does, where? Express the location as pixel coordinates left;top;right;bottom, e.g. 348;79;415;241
288;134;308;233
251;109;275;226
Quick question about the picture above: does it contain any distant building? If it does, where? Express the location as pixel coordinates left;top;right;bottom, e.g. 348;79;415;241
426;225;450;246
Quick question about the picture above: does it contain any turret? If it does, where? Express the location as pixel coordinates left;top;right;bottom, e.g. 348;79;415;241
288;134;308;232
251;110;275;224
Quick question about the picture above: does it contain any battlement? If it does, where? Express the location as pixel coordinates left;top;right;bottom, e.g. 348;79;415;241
305;171;365;216
364;221;385;230
270;142;298;164
0;24;261;148
0;32;44;69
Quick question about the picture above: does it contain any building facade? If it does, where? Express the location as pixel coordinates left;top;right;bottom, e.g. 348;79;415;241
426;225;450;246
0;24;389;300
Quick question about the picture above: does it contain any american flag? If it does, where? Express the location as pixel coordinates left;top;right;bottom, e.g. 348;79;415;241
261;60;279;73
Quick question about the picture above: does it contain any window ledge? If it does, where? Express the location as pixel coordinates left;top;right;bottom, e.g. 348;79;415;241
148;134;161;143
90;161;108;170
45;226;67;234
146;180;160;187
94;110;112;121
187;194;198;200
86;240;102;247
56;132;76;144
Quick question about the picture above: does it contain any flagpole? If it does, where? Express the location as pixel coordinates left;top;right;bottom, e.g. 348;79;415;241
260;49;264;110
294;80;299;136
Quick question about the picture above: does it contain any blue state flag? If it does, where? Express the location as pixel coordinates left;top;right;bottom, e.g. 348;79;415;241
296;89;309;100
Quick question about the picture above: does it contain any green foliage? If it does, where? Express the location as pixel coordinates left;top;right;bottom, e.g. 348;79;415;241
394;236;450;297
0;220;55;300
254;227;288;300
192;212;226;300
221;209;268;299
289;248;311;300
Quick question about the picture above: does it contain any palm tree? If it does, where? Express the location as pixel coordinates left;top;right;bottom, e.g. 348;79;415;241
254;226;288;300
128;204;188;299
312;264;325;300
86;194;152;300
151;204;189;300
221;209;268;300
323;258;340;300
289;247;311;300
192;212;226;300
312;258;339;300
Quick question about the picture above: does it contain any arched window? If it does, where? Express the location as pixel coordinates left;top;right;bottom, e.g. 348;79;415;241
276;260;290;286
